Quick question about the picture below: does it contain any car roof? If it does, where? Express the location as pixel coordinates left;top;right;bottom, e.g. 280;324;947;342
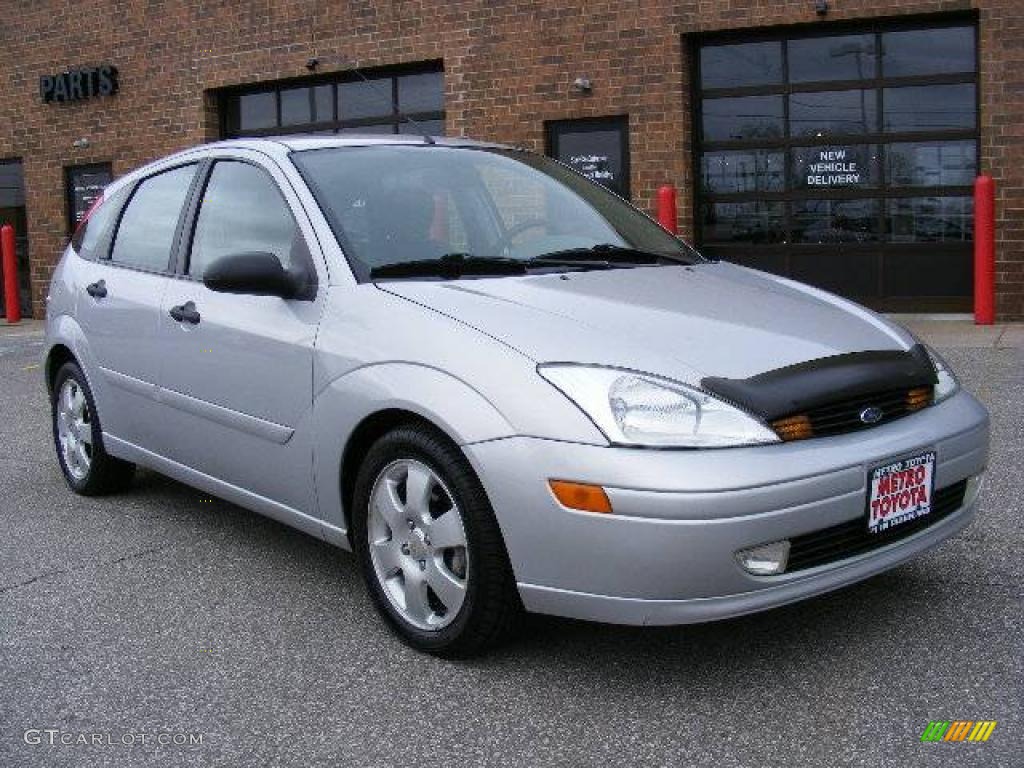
107;134;523;193
206;134;514;153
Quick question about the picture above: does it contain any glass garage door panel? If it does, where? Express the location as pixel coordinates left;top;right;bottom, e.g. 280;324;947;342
224;67;445;137
695;20;978;309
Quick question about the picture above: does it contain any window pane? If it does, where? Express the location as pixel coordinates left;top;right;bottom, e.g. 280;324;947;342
790;89;877;137
700;150;784;194
882;26;975;77
0;162;25;208
339;79;393;120
189;162;298;278
239;92;276;130
74;185;127;260
397;71;444;113
789;34;877;83
792;199;881;243
701;95;784;141
886;140;976;187
792;144;879;190
398;118;445;136
280;87;311;126
888;196;972;242
111;165;197;271
701;202;786;244
313;85;333;122
700;42;782;89
883;84;975;132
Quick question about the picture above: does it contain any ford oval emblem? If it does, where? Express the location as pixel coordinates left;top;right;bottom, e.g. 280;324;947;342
860;406;883;425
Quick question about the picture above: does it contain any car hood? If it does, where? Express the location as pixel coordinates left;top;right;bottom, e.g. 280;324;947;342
377;261;914;384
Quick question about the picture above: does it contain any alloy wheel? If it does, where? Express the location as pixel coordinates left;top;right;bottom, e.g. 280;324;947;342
56;377;93;481
367;459;470;630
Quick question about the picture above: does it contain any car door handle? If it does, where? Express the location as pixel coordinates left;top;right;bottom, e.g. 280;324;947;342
85;280;107;299
169;301;201;324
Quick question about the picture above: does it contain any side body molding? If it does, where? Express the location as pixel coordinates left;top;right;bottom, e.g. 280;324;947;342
98;366;295;445
312;362;516;544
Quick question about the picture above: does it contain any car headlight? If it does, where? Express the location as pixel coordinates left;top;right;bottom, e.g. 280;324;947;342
925;346;959;403
538;364;780;448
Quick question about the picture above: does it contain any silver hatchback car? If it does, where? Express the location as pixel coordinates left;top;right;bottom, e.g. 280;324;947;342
44;136;989;655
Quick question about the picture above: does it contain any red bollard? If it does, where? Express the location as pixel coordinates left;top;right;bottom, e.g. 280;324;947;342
1;224;20;324
656;185;677;235
973;175;995;325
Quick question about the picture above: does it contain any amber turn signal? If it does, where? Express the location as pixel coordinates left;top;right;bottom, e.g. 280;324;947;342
905;386;933;412
548;480;613;514
771;413;813;441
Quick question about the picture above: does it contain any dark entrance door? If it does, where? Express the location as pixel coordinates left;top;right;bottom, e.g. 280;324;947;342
694;17;979;312
546;116;631;200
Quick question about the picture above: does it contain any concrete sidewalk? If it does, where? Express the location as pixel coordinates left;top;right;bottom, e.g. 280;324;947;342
888;315;1024;349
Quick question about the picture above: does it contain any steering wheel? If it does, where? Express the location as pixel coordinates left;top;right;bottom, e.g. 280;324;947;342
489;218;548;256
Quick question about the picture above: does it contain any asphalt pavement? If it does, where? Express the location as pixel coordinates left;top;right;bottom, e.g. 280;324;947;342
1;318;1021;767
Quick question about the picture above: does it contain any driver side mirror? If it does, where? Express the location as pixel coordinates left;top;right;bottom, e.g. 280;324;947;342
203;252;312;300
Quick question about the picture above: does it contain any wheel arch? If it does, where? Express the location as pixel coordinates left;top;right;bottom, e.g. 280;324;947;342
45;343;78;396
339;408;456;537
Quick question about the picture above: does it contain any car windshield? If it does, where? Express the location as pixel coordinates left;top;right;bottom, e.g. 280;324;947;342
291;144;701;280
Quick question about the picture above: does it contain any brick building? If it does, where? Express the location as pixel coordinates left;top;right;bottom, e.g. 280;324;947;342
0;1;1020;319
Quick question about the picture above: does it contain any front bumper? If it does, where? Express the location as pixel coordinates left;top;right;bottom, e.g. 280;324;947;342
464;390;989;626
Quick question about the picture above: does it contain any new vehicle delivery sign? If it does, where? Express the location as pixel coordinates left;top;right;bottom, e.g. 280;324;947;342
867;451;936;534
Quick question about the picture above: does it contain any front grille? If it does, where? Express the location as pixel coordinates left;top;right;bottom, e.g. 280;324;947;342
771;386;933;441
785;479;968;573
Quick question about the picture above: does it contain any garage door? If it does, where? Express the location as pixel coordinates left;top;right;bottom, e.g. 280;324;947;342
694;17;978;312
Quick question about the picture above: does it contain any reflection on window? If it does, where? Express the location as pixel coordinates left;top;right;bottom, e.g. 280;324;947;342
792;199;880;243
701;95;784;141
700;41;783;89
882;26;975;77
339;80;393;120
883;84;976;132
788;34;877;83
886;141;976;187
189;162;298;278
111;165;198;271
701;150;784;194
239;92;275;131
792;145;879;189
280;87;311;126
313;85;333;122
398;71;444;114
888;196;973;242
790;90;877;136
701;202;786;244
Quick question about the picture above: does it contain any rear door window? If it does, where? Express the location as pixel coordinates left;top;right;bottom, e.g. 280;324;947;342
110;164;197;271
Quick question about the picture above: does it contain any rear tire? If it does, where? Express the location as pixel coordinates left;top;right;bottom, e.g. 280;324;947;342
52;361;135;495
352;424;520;657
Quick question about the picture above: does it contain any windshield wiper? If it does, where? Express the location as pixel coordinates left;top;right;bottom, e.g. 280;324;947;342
370;253;528;279
530;244;692;267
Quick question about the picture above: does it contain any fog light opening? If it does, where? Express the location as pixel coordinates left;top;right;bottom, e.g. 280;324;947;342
548;480;613;514
964;472;985;509
737;540;791;575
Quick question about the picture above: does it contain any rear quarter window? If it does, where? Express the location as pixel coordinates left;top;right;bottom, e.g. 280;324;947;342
70;186;128;260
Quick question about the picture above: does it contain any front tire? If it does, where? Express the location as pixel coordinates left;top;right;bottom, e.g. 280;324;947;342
52;361;135;495
352;424;520;656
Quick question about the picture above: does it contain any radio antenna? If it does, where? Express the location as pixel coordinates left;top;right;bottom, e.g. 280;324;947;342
341;58;436;145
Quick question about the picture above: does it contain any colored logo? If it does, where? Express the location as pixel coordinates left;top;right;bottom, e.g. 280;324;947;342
859;406;883;425
921;720;997;742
